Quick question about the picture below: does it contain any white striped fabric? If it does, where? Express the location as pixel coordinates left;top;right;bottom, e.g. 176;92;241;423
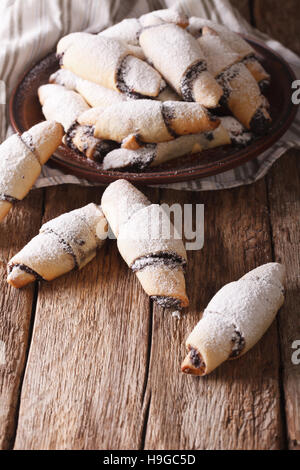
1;0;299;191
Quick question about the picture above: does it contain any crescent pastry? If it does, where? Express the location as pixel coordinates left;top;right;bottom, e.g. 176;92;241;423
94;100;220;144
0;121;63;222
7;203;107;288
139;23;223;108
57;33;163;98
101;180;189;309
181;263;285;376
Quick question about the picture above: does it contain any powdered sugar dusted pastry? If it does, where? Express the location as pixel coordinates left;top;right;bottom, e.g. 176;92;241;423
181;263;285;376
57;33;163;98
139;23;223;108
94;100;220;144
101;180;189;309
102;123;229;170
98;10;188;46
50;69;127;108
7;203;107;288
139;9;189;28
99;18;141;45
38;85;117;161
63;123;119;162
102;117;252;170
0;121;63;222
38;84;90;131
217;61;271;134
188;17;270;90
196;27;271;134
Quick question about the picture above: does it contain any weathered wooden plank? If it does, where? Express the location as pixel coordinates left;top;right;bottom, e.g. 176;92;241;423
254;0;300;55
266;151;300;450
13;184;158;450
0;191;43;449
229;0;251;21
143;182;284;450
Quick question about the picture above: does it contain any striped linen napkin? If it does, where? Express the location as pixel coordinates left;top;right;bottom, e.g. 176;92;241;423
0;0;299;191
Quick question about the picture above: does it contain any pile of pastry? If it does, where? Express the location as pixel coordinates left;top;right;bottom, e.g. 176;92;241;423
38;9;271;171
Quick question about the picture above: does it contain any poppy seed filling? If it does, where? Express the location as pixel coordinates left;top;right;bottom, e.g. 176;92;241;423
151;296;182;309
131;252;186;272
181;60;208;101
230;329;245;358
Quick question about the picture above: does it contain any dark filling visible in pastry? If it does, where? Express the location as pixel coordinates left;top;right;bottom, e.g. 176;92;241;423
131;251;186;272
151;296;182;309
204;131;214;141
258;79;271;93
189;347;206;370
65;122;118;162
43;228;79;270
217;66;239;106
57;53;64;66
122;147;156;171
181;60;208;101
0;194;19;203
116;56;147;100
19;133;36;155
243;54;270;92
230;329;246;358
250;107;271;136
161;103;179;138
8;263;44;282
227;129;253;147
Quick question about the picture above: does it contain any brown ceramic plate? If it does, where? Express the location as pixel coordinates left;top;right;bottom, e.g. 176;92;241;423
10;35;298;185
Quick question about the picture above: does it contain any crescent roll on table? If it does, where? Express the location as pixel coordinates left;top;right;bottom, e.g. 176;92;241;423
182;263;285;376
38;84;118;161
7;203;108;288
57;33;164;99
139;23;223;108
101;180;189;309
94;100;220;144
102;117;252;170
0;121;63;222
197;27;271;134
188;17;271;91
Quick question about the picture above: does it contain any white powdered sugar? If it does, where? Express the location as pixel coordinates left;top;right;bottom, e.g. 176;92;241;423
50;69;78;90
0;135;41;200
99;18;141;45
39;84;90;131
198;31;240;77
220;116;253;146
188;263;285;363
139;23;206;93
121;55;162;97
188;17;254;59
101;179;151;238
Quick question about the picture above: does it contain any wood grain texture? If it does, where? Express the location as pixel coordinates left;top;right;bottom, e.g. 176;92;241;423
0;191;43;449
143;183;284;450
254;0;300;55
266;151;300;450
13;185;158;450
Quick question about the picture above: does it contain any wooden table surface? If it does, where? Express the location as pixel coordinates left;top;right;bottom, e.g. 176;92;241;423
0;1;299;450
